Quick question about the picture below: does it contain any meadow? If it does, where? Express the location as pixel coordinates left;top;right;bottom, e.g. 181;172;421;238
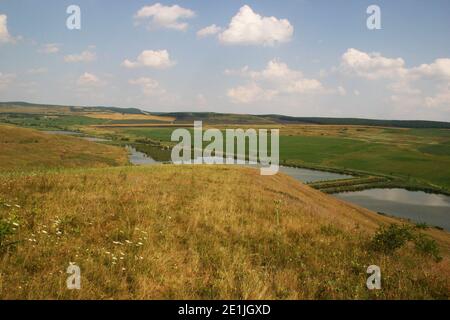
0;125;128;171
0;110;449;299
1;164;449;299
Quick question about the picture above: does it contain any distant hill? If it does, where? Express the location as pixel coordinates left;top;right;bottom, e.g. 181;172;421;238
2;101;450;128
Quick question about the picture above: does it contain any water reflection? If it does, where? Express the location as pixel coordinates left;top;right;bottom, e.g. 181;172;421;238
126;145;158;165
335;188;450;230
278;166;352;183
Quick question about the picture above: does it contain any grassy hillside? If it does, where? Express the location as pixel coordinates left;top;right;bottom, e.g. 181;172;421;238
0;165;448;299
0;125;129;171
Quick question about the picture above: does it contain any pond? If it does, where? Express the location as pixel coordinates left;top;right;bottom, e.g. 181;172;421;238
277;165;352;183
126;145;158;165
43;130;82;135
334;188;450;231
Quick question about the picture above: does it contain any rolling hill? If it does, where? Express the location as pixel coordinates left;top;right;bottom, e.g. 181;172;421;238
2;101;450;128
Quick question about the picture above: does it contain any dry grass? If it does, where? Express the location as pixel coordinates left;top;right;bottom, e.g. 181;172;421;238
92;124;192;128
0;125;129;171
0;165;448;299
0;105;72;114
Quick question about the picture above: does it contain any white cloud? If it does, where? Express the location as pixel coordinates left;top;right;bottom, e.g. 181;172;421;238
197;24;221;38
0;72;15;89
122;50;175;69
134;3;195;31
227;83;277;104
425;84;450;110
413;59;450;80
218;5;293;46
226;59;326;104
39;43;60;54
340;48;450;114
340;48;407;80
388;80;421;95
77;72;103;87
64;50;97;63
129;77;165;96
0;14;18;44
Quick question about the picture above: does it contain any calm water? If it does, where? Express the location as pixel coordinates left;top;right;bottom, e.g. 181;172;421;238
43;130;82;135
126;145;158;165
334;188;450;230
278;166;352;183
82;137;110;142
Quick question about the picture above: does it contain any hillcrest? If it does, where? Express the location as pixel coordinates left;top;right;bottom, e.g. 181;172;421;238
171;121;279;175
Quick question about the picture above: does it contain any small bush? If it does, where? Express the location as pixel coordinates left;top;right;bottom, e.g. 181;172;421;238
415;222;429;230
371;224;442;261
413;234;442;262
371;224;414;253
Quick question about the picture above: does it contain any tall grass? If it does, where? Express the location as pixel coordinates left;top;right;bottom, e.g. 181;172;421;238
0;165;448;299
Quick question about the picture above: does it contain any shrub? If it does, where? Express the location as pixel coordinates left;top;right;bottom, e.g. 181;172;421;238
371;224;414;253
415;222;429;230
371;224;442;261
413;234;442;262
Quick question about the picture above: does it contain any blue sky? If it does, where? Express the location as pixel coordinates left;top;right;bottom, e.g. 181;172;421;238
1;0;450;120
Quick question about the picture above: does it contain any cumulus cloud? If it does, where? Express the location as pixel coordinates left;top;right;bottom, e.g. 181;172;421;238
412;58;450;80
39;43;60;54
340;48;407;80
129;77;165;96
228;83;277;104
122;50;175;69
134;3;195;31
340;48;450;115
64;50;96;63
226;59;326;104
77;72;103;87
424;84;450;110
218;5;293;46
0;14;17;44
197;24;221;38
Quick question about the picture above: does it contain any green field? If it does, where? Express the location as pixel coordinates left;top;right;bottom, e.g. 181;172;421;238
85;126;450;192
